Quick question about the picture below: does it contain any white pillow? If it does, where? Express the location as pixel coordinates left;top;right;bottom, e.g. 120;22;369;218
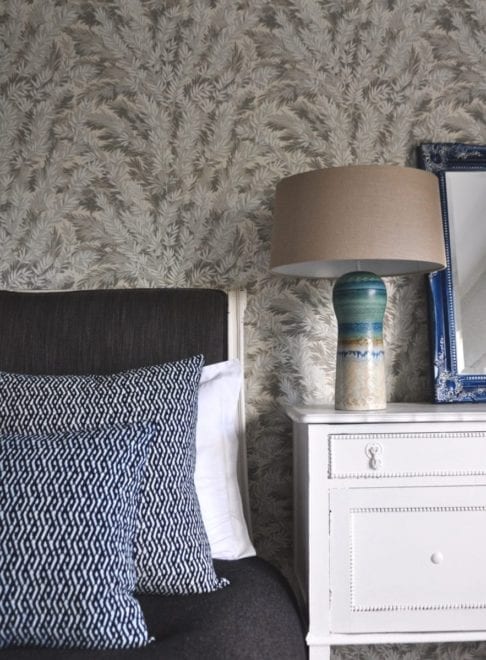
195;360;256;560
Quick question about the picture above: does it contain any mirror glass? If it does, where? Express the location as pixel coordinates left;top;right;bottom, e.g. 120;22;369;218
446;171;486;374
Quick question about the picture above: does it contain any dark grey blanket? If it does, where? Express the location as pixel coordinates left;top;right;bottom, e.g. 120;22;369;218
0;559;306;659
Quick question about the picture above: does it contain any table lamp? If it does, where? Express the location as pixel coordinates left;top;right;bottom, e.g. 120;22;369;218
270;165;446;411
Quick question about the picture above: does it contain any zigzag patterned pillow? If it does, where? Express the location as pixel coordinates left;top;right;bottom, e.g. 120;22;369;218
0;423;153;649
0;355;228;595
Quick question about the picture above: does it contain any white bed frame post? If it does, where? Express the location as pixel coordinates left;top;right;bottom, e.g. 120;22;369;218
227;289;252;536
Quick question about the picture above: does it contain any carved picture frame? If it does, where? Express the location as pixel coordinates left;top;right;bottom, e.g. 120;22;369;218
418;143;486;403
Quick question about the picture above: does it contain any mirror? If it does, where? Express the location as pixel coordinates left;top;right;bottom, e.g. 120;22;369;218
418;143;486;402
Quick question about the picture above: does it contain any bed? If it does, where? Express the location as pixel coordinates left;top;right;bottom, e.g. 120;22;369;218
0;288;306;659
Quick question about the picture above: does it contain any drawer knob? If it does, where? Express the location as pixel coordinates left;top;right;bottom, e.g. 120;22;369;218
431;552;444;565
365;442;383;470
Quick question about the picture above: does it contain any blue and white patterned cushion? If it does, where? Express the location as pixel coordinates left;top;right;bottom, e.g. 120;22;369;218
0;423;153;649
0;355;228;595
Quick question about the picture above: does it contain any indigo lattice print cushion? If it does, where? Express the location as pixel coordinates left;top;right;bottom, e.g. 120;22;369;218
0;423;153;650
0;355;228;595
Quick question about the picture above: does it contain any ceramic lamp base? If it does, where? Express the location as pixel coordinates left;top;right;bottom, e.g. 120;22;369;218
332;271;387;411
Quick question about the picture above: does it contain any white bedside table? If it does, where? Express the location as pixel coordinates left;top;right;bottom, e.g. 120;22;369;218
288;402;486;660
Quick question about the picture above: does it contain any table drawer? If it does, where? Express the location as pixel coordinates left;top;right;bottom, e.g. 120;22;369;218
329;422;486;478
330;485;486;633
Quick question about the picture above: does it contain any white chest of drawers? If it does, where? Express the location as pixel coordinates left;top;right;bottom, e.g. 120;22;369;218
289;403;486;660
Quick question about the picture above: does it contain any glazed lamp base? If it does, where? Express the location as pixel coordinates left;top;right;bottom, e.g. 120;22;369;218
332;271;387;411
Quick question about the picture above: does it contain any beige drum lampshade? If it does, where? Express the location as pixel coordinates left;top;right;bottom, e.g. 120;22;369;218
270;165;446;278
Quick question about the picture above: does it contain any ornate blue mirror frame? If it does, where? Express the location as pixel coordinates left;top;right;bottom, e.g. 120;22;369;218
418;143;486;402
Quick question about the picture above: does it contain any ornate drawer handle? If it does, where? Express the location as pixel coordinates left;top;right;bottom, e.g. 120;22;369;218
365;442;383;470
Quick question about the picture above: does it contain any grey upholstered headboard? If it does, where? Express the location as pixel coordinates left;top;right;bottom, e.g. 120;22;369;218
0;288;228;375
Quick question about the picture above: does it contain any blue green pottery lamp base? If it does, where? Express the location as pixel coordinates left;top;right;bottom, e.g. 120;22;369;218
333;271;387;411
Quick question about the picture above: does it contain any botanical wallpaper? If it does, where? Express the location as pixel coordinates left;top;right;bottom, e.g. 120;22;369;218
1;0;486;657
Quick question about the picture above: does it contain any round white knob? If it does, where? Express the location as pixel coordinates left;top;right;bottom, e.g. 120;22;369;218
431;552;444;565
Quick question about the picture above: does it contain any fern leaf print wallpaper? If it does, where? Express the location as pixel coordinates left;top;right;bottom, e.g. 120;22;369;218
1;1;486;657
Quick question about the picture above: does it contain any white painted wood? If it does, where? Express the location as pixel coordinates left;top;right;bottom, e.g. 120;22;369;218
292;422;309;611
331;485;486;632
287;402;486;424
290;403;486;657
227;289;251;534
329;422;486;478
309;644;330;660
307;425;331;642
309;631;486;645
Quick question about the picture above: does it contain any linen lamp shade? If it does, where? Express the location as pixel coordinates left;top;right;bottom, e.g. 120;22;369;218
271;165;446;410
271;165;445;277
